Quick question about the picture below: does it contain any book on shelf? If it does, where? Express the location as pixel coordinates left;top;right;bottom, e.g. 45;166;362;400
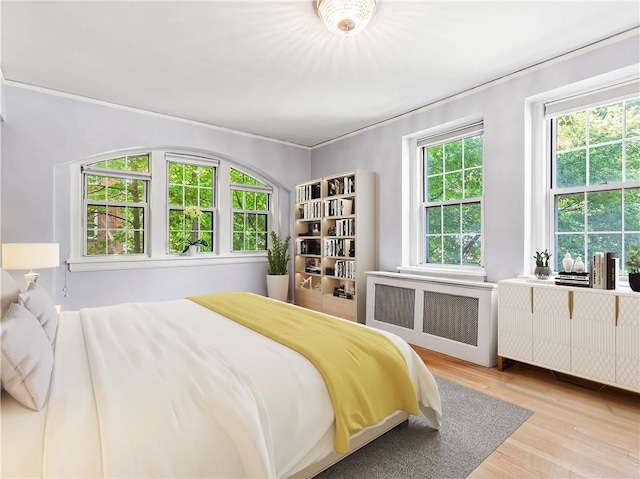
327;176;355;197
605;252;619;290
590;252;605;289
324;198;353;217
297;239;321;255
554;277;590;287
555;271;590;286
296;183;321;202
557;272;589;279
299;201;322;220
590;252;619;290
555;280;591;288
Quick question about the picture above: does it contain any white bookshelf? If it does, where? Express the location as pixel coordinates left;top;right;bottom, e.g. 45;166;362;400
294;170;375;323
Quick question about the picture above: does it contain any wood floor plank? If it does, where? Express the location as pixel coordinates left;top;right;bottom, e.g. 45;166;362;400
412;346;640;479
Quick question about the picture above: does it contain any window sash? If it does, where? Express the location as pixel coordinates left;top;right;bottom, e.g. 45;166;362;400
166;157;217;254
231;189;271;252
417;121;483;148
230;184;272;194
82;166;151;181
168;207;215;254
232;212;269;252
419;124;484;266
167;159;217;208
548;92;640;273
82;171;149;256
422;200;483;265
545;80;639;119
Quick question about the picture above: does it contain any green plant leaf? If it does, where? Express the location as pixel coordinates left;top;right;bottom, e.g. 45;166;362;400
267;230;291;275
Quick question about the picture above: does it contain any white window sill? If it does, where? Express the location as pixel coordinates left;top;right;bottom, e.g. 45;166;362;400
397;265;487;283
67;253;267;272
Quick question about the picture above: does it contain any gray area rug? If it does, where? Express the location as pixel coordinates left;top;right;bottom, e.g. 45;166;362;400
316;376;533;479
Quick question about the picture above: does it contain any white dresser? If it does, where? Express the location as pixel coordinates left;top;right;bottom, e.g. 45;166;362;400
498;278;640;393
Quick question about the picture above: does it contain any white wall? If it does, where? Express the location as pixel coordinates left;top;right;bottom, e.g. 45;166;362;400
1;86;310;309
2;32;638;308
310;33;640;283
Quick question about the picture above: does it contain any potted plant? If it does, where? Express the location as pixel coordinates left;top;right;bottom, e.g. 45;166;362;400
534;249;552;279
626;245;640;292
266;230;291;301
181;206;209;255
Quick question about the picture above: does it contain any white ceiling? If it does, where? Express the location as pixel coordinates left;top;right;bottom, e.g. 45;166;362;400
2;1;639;147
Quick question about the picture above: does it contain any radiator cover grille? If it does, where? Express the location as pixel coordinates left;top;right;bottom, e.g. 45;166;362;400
373;284;414;330
366;272;498;367
423;291;479;346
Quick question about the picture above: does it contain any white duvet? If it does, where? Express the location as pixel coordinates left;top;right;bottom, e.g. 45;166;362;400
1;298;442;478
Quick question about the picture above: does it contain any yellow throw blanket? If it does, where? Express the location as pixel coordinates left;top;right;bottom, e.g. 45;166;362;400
187;292;420;454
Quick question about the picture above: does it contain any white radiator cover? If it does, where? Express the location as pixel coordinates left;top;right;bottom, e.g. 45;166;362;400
366;272;499;367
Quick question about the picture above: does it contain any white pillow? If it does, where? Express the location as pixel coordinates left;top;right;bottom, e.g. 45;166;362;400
0;303;54;411
19;282;58;345
1;269;21;318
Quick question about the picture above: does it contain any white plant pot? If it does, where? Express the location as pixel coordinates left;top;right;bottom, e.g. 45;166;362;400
188;245;197;256
266;274;289;302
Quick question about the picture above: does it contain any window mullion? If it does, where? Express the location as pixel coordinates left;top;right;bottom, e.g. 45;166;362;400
585;109;591;187
217;162;231;255
149;150;166;258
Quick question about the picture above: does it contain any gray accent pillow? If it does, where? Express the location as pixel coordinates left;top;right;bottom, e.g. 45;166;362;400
19;282;58;345
0;303;54;410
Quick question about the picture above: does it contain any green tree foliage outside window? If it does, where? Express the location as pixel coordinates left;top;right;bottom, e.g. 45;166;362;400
230;168;270;252
423;134;483;265
84;154;149;255
167;161;215;253
553;97;640;273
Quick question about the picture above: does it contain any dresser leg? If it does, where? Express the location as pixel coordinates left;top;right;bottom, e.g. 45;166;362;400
498;355;514;371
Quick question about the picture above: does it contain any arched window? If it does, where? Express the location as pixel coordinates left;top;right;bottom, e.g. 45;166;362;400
68;149;279;271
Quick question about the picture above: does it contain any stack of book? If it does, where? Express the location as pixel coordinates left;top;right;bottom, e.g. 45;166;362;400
555;271;590;287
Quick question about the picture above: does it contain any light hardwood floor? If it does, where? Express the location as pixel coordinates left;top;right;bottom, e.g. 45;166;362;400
412;346;640;478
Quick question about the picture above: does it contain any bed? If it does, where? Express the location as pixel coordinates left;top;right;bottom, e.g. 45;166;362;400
1;269;442;478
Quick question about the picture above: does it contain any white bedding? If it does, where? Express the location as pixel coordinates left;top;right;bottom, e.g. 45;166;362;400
1;298;442;478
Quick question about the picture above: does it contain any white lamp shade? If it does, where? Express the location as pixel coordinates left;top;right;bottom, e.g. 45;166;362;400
2;243;60;271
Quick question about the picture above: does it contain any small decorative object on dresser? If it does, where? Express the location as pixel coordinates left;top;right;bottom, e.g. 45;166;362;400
562;252;574;272
627;245;640;292
533;249;552;279
574;256;585;273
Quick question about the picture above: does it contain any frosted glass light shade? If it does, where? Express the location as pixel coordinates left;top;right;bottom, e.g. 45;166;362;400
317;0;376;37
2;243;60;271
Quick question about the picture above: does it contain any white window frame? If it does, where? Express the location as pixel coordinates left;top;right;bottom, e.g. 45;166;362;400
165;153;218;255
68;148;281;271
547;88;639;275
82;163;150;256
526;69;639;280
230;179;272;253
401;115;487;281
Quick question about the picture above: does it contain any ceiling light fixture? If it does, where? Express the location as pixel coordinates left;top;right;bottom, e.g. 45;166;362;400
317;0;376;37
